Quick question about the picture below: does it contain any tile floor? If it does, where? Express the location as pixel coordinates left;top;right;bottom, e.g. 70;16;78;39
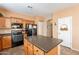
0;45;24;55
0;45;79;55
60;45;79;55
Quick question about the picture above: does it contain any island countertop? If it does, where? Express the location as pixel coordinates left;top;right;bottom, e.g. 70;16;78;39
25;35;62;53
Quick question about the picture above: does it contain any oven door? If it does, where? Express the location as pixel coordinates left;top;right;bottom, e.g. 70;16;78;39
12;34;23;42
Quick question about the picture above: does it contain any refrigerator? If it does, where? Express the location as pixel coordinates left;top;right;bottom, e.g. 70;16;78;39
25;24;37;36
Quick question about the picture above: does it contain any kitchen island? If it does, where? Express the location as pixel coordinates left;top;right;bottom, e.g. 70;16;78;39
24;35;62;55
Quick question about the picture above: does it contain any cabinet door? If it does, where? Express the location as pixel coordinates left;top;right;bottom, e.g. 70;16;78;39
24;39;28;55
34;46;44;55
0;18;5;28
45;46;58;55
2;36;11;49
5;19;11;28
11;19;22;23
0;38;2;51
27;41;33;55
27;46;33;55
16;19;22;23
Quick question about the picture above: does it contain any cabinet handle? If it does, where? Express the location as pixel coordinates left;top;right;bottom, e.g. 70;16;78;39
36;50;38;52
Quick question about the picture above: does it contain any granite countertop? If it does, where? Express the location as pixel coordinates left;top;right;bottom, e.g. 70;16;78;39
25;35;62;53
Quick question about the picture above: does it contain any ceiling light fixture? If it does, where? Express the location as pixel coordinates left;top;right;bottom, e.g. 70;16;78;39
27;5;32;8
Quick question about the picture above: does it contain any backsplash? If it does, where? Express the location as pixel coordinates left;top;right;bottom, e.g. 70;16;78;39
0;29;11;34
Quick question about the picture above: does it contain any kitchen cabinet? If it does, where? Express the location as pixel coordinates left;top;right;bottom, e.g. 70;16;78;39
0;37;2;51
22;20;34;28
2;36;11;49
0;18;5;28
45;46;58;55
24;39;28;55
0;17;35;28
27;45;33;55
0;18;11;28
11;18;22;23
5;18;11;28
27;41;33;55
33;46;44;55
24;39;33;55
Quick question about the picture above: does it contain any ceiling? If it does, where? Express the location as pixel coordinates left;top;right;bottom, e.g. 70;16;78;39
0;3;78;18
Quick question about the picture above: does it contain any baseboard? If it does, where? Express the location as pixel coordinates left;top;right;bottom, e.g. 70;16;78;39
60;45;79;52
71;48;79;52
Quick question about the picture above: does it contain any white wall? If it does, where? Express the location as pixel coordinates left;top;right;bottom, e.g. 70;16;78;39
37;21;47;36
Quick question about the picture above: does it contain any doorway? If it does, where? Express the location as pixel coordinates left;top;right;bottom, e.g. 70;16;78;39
58;16;72;48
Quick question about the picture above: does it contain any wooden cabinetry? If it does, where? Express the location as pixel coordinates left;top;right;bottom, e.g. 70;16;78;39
0;17;11;28
27;45;33;55
24;39;44;55
34;46;44;55
2;36;11;49
0;37;2;51
0;17;35;28
5;18;11;28
24;39;33;55
27;41;33;55
24;39;28;55
11;18;22;23
45;46;58;55
0;18;5;28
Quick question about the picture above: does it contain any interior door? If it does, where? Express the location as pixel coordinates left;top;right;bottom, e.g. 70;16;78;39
58;16;72;48
37;22;43;35
47;23;52;37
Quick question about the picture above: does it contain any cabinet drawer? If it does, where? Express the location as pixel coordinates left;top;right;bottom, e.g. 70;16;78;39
24;39;28;47
34;46;44;55
27;46;33;55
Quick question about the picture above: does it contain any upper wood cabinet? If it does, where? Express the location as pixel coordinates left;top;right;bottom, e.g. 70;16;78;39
0;18;5;28
0;17;11;28
11;18;22;23
24;39;28;55
0;17;34;28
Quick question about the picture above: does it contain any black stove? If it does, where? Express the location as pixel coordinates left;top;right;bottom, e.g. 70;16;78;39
11;23;23;47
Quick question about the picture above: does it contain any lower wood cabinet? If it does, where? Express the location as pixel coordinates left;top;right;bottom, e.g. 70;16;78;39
33;46;44;55
24;40;28;55
45;46;58;55
24;40;44;55
27;46;33;55
2;36;12;49
24;39;33;55
0;38;2;51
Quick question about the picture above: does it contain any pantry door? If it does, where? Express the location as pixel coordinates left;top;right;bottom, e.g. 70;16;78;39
58;16;72;48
